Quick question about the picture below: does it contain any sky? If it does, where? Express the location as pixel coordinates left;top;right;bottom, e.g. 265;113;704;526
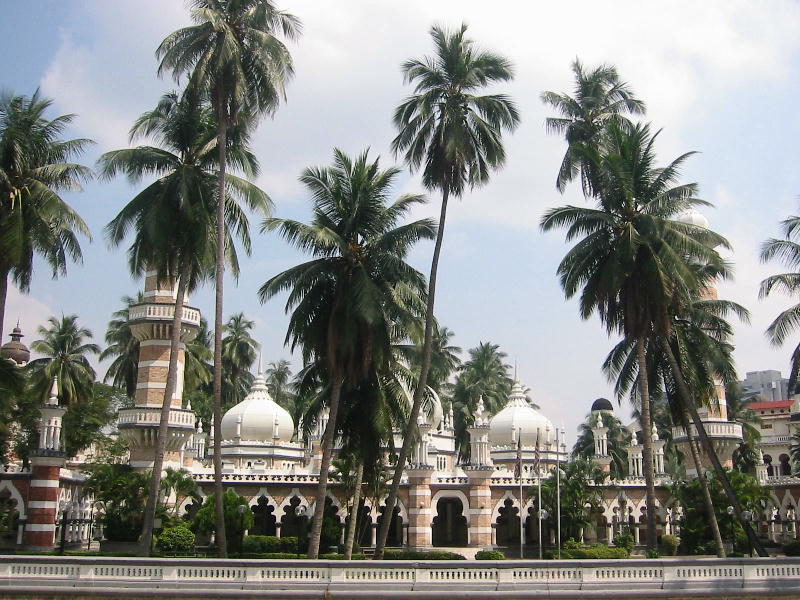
2;0;800;442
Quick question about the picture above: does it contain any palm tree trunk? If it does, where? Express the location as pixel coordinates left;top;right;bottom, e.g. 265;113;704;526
374;187;450;559
660;341;767;557
679;408;725;557
0;266;7;342
344;462;364;559
212;100;228;558
635;336;658;551
137;260;190;556
307;376;344;558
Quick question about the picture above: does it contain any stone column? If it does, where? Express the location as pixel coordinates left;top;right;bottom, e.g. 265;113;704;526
465;467;493;547
406;466;435;549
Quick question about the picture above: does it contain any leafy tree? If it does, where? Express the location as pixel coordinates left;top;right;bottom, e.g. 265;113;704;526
538;457;606;544
100;293;143;399
193;488;254;554
184;317;213;396
450;342;513;461
0;357;24;462
265;358;296;416
0;90;93;341
101;90;268;555
260;148;433;557
541;59;644;194
160;467;200;518
541;121;726;550
760;215;800;393
571;410;631;480
221;312;258;411
378;23;519;558
84;463;149;542
157;0;300;557
396;325;461;396
726;382;761;473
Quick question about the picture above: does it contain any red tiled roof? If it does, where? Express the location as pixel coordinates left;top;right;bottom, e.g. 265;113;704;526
746;400;793;410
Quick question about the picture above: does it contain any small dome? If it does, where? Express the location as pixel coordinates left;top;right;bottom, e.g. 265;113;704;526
1;325;30;365
220;370;294;443
677;210;709;229
591;397;613;412
489;380;554;446
403;385;443;430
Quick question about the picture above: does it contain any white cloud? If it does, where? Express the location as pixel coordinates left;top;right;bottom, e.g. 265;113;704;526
3;286;54;348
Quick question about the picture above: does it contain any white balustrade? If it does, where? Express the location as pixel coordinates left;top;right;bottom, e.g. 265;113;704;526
128;303;201;327
117;407;195;428
3;556;800;595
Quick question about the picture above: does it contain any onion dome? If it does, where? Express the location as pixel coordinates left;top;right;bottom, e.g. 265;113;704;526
220;368;294;443
677;209;709;229
489;380;553;446
591;397;613;412
1;323;30;365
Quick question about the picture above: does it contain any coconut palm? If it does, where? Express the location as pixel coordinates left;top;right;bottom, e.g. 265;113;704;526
101;90;268;556
572;410;631;480
0;90;93;340
184;317;213;396
265;358;296;415
100;293;144;399
377;23;519;558
726;382;762;473
541;121;726;550
221;312;259;411
160;467;200;518
396;325;461;396
450;342;514;461
260;148;434;558
541;59;644;195
157;1;300;557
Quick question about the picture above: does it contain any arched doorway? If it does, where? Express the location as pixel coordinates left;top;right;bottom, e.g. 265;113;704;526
780;454;792;476
251;496;277;536
320;497;342;551
344;502;372;548
280;496;308;539
431;497;468;547
495;498;520;546
764;454;774;476
377;504;403;547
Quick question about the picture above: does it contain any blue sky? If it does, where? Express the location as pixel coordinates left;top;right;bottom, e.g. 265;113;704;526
3;0;800;440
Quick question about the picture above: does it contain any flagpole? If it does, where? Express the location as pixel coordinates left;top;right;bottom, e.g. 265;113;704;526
537;432;542;560
556;425;562;559
518;428;524;560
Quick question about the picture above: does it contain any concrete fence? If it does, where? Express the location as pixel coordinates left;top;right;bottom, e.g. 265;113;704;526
2;555;800;598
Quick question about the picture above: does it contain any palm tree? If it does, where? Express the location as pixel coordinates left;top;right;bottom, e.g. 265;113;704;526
760;215;800;393
377;23;520;558
0;90;93;340
160;467;199;518
157;1;300;557
541;59;644;195
184;317;213;396
396;325;461;395
260;148;434;558
221;312;259;411
540;121;726;550
572;410;631;480
726;382;762;473
100;294;144;399
265;358;296;416
101;90;268;556
450;342;513;461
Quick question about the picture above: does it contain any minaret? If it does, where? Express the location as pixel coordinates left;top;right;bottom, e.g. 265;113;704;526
24;378;67;550
117;270;200;470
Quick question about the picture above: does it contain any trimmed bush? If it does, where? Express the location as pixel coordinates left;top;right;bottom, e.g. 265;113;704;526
475;550;505;560
646;548;660;559
382;550;466;560
241;535;298;554
784;540;800;556
661;535;680;556
157;525;195;553
613;533;635;552
553;544;629;559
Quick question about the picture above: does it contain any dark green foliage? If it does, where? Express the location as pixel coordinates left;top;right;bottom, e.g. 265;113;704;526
382;550;466;560
192;489;254;552
783;540;800;556
572;410;631;479
646;548;660;559
157;524;195;553
84;464;148;542
553;545;629;559
613;533;635;552
475;550;505;560
661;535;680;556
241;535;297;554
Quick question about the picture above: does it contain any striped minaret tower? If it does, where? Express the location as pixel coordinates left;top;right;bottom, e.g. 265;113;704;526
117;270;200;470
23;378;67;550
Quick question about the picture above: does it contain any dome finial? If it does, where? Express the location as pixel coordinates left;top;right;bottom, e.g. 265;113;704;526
258;350;263;376
47;376;59;406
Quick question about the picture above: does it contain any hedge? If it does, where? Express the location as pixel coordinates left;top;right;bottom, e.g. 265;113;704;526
475;550;505;560
241;535;298;554
382;550;466;560
784;540;800;556
550;544;629;559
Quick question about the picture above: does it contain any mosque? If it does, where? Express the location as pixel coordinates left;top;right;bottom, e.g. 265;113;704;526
2;211;800;553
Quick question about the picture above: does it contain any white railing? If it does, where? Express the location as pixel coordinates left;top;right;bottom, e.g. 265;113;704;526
2;556;800;595
672;420;742;441
128;303;201;327
117;407;195;428
761;434;792;445
191;472;320;483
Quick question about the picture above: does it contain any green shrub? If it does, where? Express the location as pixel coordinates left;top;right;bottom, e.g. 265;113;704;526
382;550;466;560
613;533;635;552
157;525;195;553
475;550;505;560
661;535;680;556
784;541;800;556
646;548;660;559
563;538;581;550
241;535;298;554
555;544;629;559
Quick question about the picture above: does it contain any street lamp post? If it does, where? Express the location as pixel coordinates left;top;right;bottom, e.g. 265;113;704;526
237;504;247;556
727;506;735;554
742;510;754;557
295;505;307;558
539;509;549;559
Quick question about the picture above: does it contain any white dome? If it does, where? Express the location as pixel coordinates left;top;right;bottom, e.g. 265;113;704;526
220;371;294;443
677;209;709;229
402;384;444;430
489;380;553;446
